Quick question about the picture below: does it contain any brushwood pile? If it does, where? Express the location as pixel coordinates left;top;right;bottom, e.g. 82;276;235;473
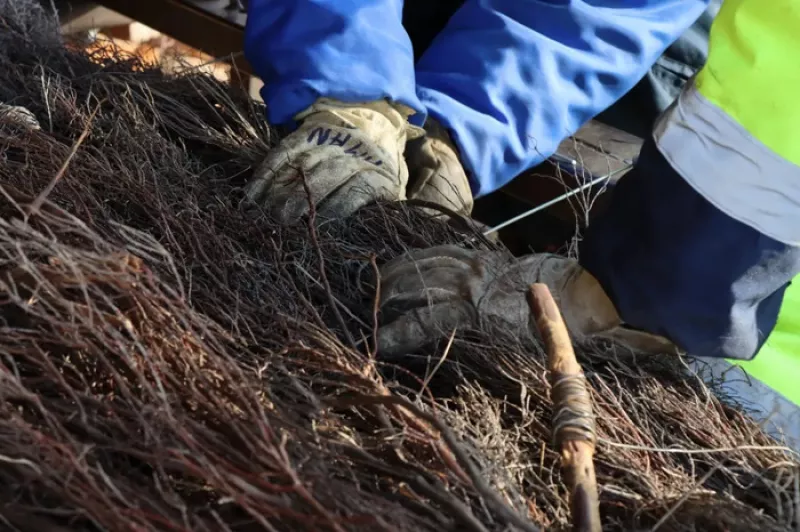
0;2;797;531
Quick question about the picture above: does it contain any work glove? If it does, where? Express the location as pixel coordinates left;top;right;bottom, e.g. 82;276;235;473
376;246;677;357
246;98;423;223
405;117;474;217
0;103;40;131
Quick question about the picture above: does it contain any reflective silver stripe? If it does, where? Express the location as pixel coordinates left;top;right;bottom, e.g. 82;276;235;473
653;81;800;246
690;358;800;453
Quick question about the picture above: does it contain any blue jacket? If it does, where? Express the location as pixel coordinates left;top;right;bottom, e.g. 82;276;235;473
244;0;709;196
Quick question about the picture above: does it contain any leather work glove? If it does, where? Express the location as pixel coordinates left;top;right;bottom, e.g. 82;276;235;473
405;117;474;217
376;245;677;357
0;103;40;131
246;98;423;223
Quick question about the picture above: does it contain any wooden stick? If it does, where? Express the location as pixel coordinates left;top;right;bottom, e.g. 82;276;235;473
527;283;601;532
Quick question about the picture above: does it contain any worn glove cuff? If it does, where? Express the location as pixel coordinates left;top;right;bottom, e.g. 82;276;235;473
296;98;424;139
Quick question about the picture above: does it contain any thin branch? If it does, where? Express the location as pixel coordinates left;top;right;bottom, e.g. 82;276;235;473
528;283;601;532
27;102;102;219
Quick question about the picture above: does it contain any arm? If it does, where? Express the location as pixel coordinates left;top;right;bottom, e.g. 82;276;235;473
416;0;709;196
244;0;423;125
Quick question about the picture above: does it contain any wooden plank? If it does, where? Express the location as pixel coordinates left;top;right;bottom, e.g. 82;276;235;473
501;120;643;222
59;5;133;34
97;0;248;70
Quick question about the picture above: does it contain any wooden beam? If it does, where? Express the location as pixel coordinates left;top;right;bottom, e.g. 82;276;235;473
501;120;643;223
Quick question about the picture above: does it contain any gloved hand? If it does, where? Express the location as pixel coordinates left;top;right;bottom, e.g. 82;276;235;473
376;245;677;356
246;98;423;223
405;117;474;217
0;103;40;131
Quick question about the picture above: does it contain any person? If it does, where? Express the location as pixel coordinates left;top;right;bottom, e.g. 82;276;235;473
244;1;800;447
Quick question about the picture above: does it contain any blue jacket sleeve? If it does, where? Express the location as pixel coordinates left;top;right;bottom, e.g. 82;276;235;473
244;0;424;125
416;0;710;196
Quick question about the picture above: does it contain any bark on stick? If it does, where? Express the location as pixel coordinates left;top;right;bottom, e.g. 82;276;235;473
527;283;601;532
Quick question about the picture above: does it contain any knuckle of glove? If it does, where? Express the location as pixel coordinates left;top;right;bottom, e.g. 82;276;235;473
375;248;550;354
406;144;472;215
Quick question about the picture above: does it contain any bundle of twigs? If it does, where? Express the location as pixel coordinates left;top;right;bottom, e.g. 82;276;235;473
0;2;796;530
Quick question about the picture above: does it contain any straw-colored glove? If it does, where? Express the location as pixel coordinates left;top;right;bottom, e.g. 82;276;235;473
0;103;40;131
376;246;676;356
246;98;422;223
405;117;474;216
